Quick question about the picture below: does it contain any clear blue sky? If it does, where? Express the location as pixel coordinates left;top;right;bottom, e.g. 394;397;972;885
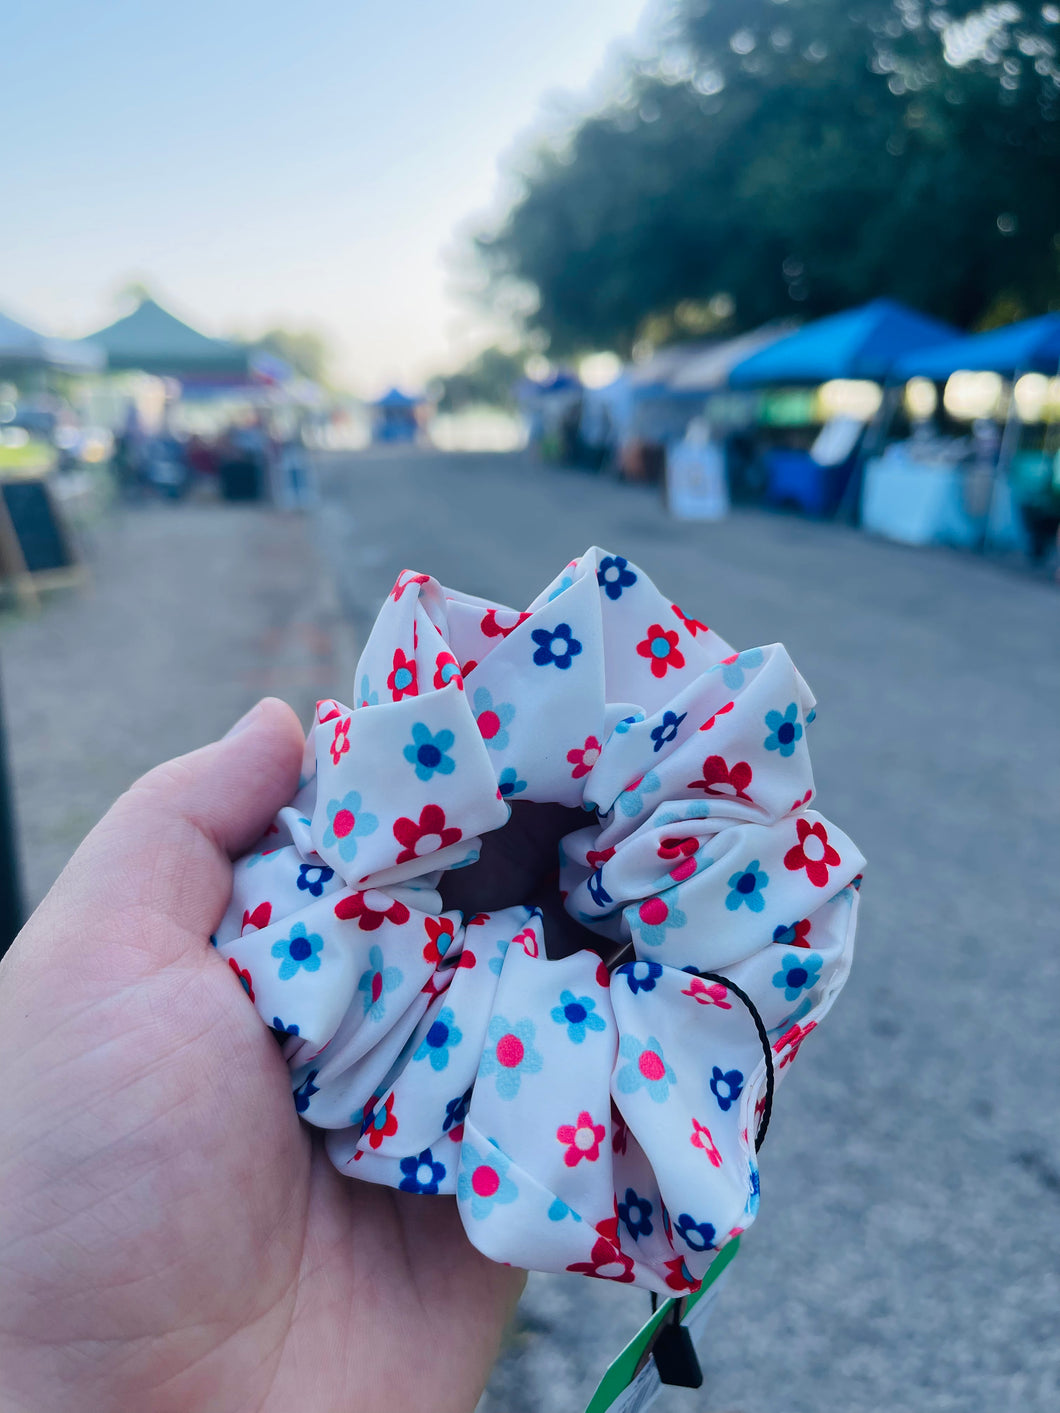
3;0;652;392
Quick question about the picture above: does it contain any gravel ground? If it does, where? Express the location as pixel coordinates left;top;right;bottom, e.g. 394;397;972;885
3;454;1057;1413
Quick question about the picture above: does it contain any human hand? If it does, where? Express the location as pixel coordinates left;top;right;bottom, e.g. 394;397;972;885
0;699;524;1413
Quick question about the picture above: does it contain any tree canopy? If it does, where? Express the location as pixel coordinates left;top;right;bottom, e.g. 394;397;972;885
478;0;1060;356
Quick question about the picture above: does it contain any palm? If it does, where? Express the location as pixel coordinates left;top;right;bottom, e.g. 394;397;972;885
0;702;523;1413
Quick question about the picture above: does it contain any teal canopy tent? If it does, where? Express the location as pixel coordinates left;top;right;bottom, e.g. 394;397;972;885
86;299;251;380
0;312;103;373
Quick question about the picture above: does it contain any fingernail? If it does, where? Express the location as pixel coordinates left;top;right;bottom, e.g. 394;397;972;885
224;700;264;739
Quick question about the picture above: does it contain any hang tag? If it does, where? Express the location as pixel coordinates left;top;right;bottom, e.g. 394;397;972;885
651;1321;703;1389
583;1237;739;1413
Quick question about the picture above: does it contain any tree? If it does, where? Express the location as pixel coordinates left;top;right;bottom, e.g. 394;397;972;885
257;327;332;384
478;0;1060;354
432;346;527;412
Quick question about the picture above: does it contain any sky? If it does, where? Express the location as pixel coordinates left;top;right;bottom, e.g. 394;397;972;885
3;0;653;394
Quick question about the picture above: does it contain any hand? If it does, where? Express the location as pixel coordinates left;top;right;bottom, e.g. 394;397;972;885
0;699;524;1413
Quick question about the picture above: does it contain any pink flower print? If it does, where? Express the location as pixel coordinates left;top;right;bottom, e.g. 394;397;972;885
680;977;732;1008
556;1111;606;1167
330;716;351;765
567;735;602;779
773;1019;818;1068
690;1118;723;1167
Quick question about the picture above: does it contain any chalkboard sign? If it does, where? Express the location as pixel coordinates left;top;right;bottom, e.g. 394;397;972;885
0;477;79;599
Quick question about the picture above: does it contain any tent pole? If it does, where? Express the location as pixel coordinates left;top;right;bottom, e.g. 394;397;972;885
981;372;1023;553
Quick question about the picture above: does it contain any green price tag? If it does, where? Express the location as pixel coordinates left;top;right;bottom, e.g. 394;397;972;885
584;1238;739;1413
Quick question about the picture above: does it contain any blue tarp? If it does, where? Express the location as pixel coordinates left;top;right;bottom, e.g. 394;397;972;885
728;298;957;388
892;312;1060;380
372;387;422;407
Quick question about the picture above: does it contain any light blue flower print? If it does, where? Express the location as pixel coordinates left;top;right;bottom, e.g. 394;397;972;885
322;791;378;863
548;1196;583;1222
720;647;764;690
488;939;509;976
629;886;687;946
612;711;645;736
498;766;527;798
271;922;324;980
403;723;456;782
547;574;575;602
458;1140;519;1220
357;944;404;1021
479;1015;543;1100
549;990;607;1044
413;1006;463;1071
763;702;803;758
725;859;769;912
772;951;823;1002
616;1033;676;1103
359;674;379;707
654;802;712;825
473;687;516;751
617;770;662;817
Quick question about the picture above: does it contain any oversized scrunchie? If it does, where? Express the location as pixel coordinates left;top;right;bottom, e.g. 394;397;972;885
214;548;864;1294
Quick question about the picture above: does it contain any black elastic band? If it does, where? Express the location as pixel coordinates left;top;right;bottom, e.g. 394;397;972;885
692;970;774;1154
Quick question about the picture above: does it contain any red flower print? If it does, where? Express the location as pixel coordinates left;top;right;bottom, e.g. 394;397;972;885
792;787;814;810
687;754;753;800
611;1106;629;1155
658;835;700;882
556;1111;606;1167
433;651;463;691
586;845;615;869
316;699;342;724
784;817;841;887
595;958;611;989
636;622;685;678
663;1256;701;1293
567;735;602;779
390;570;430;602
461;659;478;677
241;901;272;934
467;912;489;927
330;716;351;765
480;608;531;639
422;915;456;964
774;918;812;949
699;700;735;731
597;1199;621;1246
393;804;462;864
227;958;254;1002
387;648;418;701
773;1020;817;1068
361;1093;398;1148
690;1117;723;1167
567;1236;636;1283
511;926;539;958
680;977;732;1008
334;890;410;931
672;602;708;635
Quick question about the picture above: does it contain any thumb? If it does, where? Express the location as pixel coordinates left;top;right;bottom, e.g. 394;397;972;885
9;697;305;973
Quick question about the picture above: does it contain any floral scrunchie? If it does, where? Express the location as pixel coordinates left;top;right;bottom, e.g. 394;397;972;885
214;547;865;1294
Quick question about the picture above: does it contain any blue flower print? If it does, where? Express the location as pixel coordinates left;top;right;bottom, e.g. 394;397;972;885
473;687;516;752
548;1197;583;1222
359;674;379;708
480;1015;544;1099
547;574;575;602
414;1006;463;1071
458;1140;519;1220
443;1089;472;1133
616;1034;676;1102
587;868;612;908
675;1213;716;1252
613;712;645;736
531;622;583;670
550;989;606;1044
293;1069;319;1113
322;791;378;864
763;702;803;758
619;959;664;994
806;707;817;724
597;555;637;600
772;951;823;1002
272;922;324;980
357;944;403;1021
725;859;769;912
710;1066;744;1112
617;770;661;817
630;886;687;946
618;1187;654;1241
487;939;509;976
720;647;764;690
650;710;687;753
398;1147;447;1195
296;863;334;898
746;1167;761;1218
498;766;527;798
271;1017;300;1038
403;722;456;782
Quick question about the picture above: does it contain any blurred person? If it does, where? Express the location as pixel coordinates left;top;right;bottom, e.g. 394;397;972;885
0;699;522;1413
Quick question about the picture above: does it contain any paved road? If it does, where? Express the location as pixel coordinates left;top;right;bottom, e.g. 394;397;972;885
312;448;1059;1413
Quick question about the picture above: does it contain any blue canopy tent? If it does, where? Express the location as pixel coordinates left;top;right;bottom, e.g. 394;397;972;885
370;387;423;444
892;312;1060;380
726;299;958;518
